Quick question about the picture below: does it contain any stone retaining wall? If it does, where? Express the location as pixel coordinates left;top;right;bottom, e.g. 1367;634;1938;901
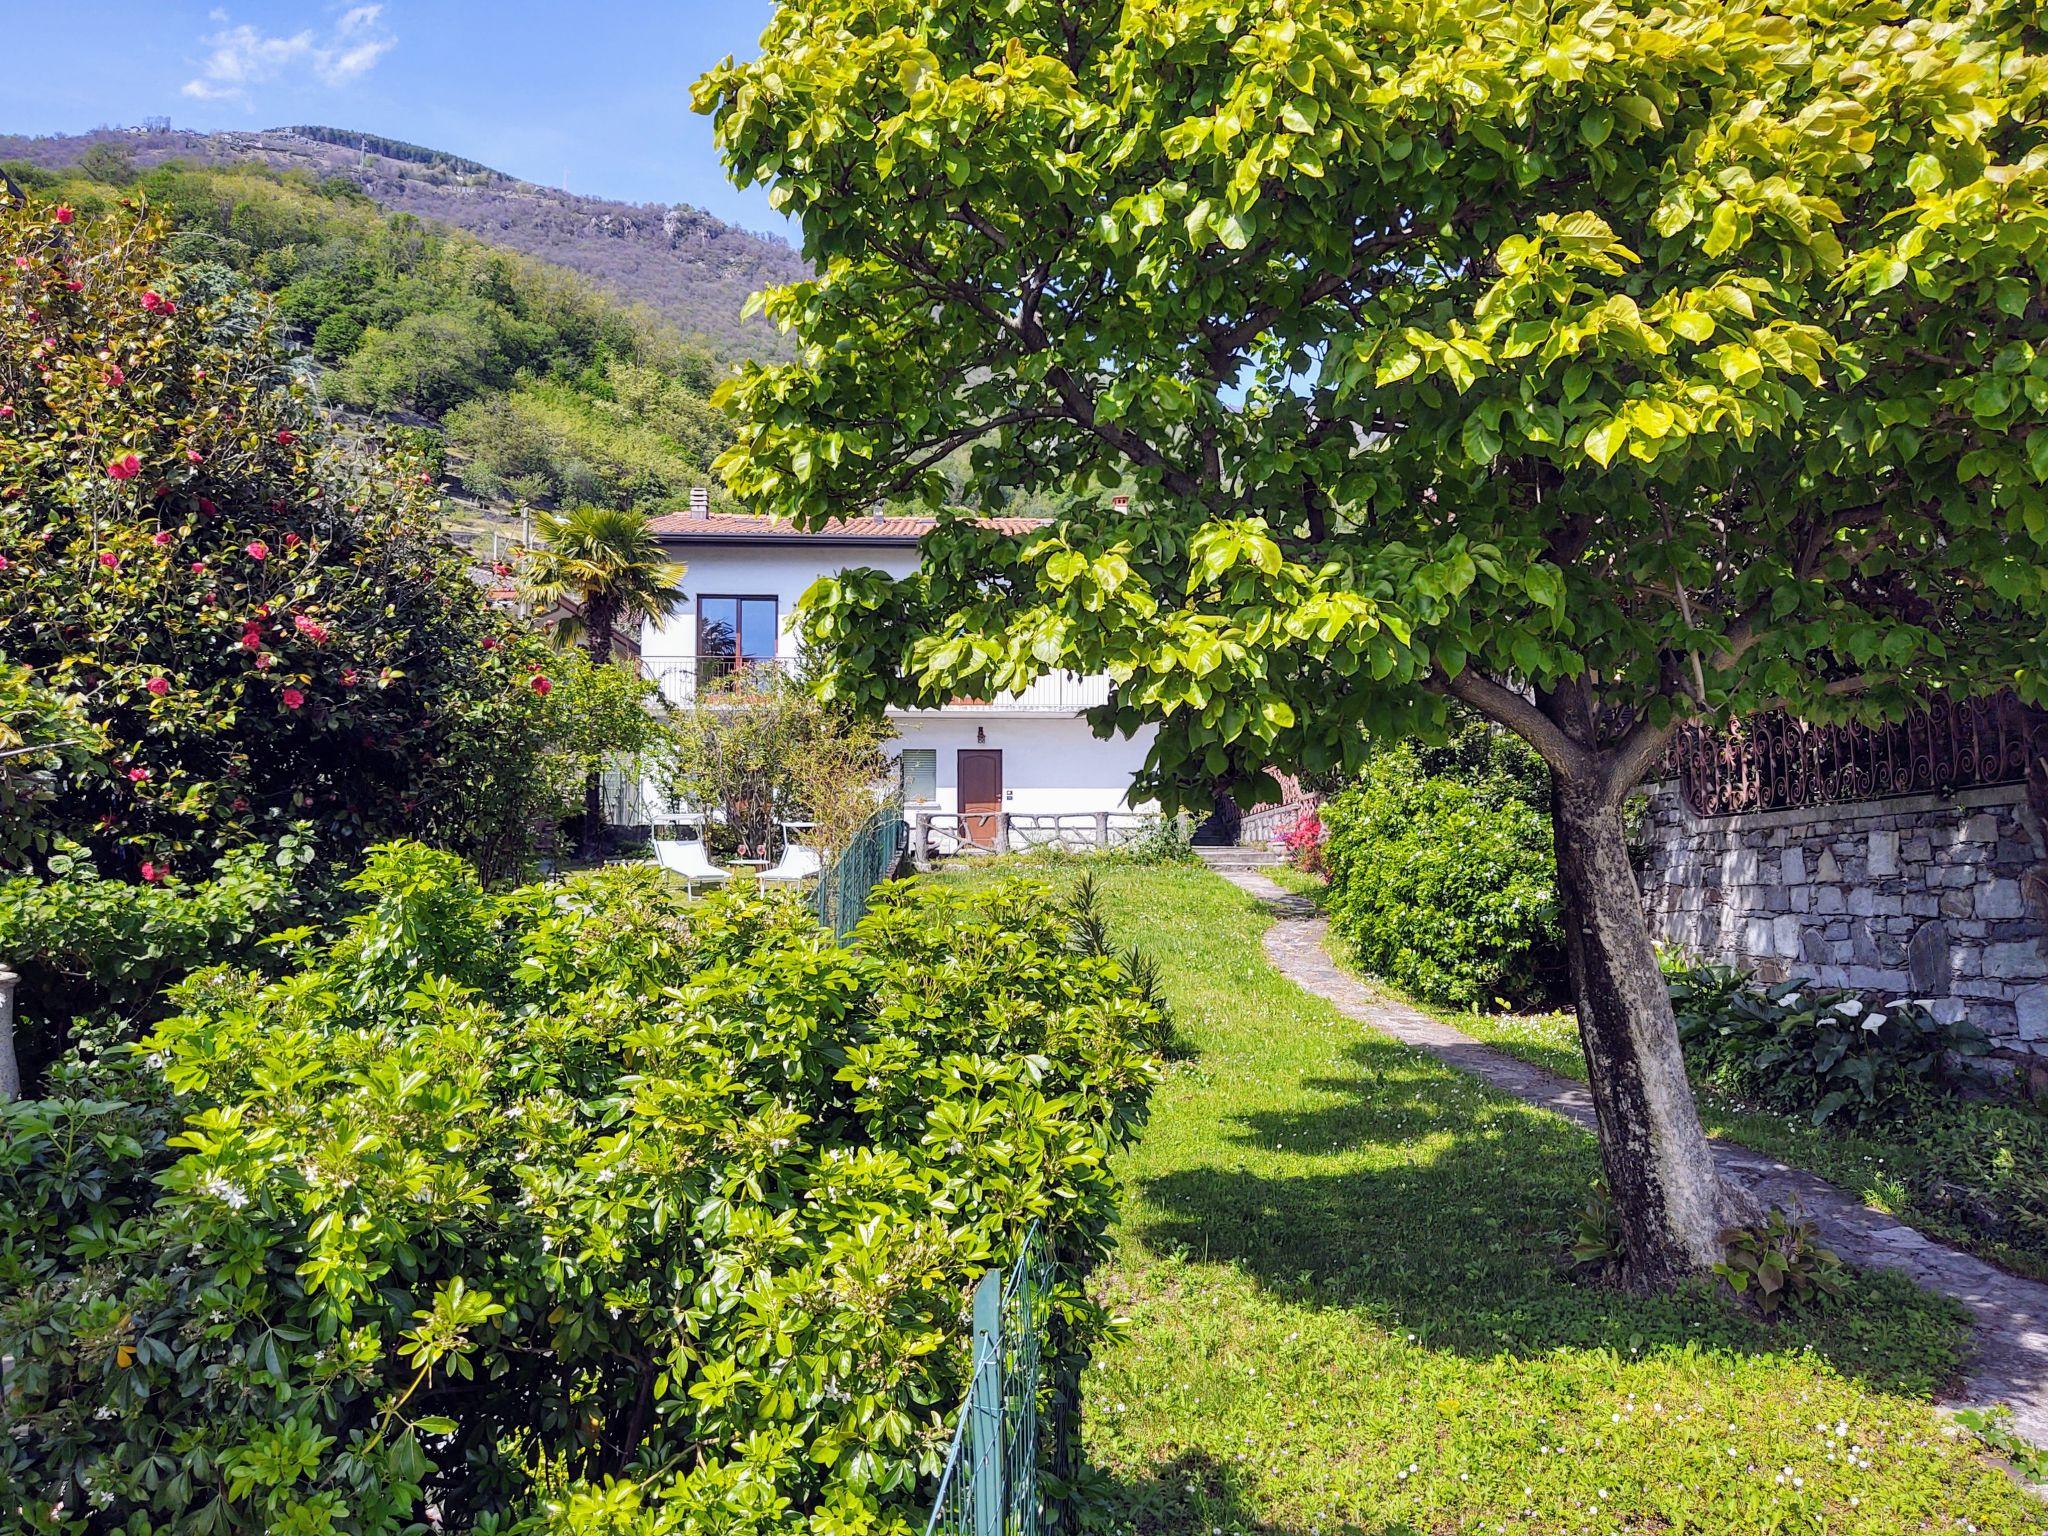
1639;780;2048;1063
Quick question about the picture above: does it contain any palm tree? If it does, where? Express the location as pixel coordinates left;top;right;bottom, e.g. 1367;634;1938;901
525;506;686;855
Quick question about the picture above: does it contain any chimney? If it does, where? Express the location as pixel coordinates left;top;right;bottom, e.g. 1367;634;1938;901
1111;494;1131;513
689;485;710;520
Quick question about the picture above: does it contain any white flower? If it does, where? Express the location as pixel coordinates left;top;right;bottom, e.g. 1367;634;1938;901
1833;998;1864;1017
1781;993;1802;1008
1861;1015;1885;1034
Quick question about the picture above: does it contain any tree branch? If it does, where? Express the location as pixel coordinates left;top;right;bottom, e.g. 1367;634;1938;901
1427;667;1589;777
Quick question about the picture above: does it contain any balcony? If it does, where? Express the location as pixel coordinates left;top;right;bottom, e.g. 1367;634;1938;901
643;655;802;708
641;655;1112;714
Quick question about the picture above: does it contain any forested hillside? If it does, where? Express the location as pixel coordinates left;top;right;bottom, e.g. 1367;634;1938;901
0;125;806;359
1;154;742;534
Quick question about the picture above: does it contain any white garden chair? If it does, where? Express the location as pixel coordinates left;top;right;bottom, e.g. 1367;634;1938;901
653;815;731;895
756;820;823;887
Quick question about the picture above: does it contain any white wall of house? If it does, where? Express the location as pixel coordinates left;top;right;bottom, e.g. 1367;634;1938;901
641;541;916;662
640;536;1156;818
892;713;1157;817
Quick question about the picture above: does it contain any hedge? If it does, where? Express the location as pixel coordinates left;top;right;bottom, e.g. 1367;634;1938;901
0;846;1165;1535
1320;748;1565;1010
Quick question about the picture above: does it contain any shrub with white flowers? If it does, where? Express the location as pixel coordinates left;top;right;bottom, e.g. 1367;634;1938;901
1669;962;1987;1125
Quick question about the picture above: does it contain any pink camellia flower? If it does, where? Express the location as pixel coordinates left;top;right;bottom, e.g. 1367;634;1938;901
107;453;141;480
284;532;301;548
530;674;552;696
13;256;27;270
128;766;148;783
103;365;124;388
255;654;275;671
152;530;174;547
281;687;305;709
340;666;360;687
62;280;83;293
245;540;269;561
147;676;170;697
231;796;249;813
141;290;163;312
0;556;10;571
0;405;13;418
481;636;499;651
293;614;329;643
140;861;164;884
97;551;119;569
190;560;206;574
276;429;297;446
186;449;203;464
54;205;74;225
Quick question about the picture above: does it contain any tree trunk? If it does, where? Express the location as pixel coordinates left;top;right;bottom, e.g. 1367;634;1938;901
580;596;616;858
1550;772;1754;1285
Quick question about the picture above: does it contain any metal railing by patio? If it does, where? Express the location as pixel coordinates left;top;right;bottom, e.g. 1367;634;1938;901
909;810;1159;863
813;794;908;940
923;1225;1056;1536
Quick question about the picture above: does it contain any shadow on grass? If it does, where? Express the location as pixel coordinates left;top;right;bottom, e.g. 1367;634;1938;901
1132;1036;1970;1403
1084;1448;1422;1536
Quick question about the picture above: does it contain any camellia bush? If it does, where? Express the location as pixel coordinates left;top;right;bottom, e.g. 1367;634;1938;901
0;844;1166;1535
0;194;559;879
1320;748;1565;1011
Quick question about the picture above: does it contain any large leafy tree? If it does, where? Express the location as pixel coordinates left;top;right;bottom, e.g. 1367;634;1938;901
524;506;685;852
699;0;2048;1281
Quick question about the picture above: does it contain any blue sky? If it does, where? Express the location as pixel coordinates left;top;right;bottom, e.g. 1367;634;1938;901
7;2;790;238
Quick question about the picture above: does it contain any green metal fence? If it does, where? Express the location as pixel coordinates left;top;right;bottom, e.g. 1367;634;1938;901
923;1225;1056;1536
813;792;907;940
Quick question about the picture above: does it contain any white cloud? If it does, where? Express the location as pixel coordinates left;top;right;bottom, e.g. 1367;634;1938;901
183;6;395;104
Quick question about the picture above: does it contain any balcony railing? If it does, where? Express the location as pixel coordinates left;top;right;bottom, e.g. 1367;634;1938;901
641;655;1112;714
643;655;803;708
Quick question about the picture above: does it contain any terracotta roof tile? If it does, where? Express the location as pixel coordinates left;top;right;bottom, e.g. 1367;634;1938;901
648;512;1044;541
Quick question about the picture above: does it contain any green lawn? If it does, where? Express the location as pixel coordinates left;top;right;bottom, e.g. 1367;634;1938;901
1268;866;2048;1286
935;859;2042;1534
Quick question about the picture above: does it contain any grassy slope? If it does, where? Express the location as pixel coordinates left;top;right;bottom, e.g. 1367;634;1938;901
1267;866;2048;1285
937;860;2040;1535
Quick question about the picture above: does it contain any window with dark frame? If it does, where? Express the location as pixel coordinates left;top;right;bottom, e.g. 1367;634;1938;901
697;595;779;683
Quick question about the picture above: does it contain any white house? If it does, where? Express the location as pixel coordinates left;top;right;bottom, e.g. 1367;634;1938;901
638;508;1157;850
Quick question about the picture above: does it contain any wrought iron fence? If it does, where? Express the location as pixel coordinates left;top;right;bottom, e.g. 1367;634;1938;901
813;792;908;940
1671;693;2044;816
924;1225;1056;1536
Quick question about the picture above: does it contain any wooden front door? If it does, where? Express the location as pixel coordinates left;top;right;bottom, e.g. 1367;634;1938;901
958;750;1003;848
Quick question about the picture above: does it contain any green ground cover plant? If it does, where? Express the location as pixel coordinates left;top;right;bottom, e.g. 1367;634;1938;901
1;848;1165;1535
938;862;2043;1534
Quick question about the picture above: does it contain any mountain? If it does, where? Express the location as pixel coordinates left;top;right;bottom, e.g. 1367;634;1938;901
0;124;808;359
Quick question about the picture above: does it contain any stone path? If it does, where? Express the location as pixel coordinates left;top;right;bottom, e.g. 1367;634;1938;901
1215;865;2048;1460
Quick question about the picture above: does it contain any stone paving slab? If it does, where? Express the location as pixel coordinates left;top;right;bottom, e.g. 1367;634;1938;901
1216;867;2048;1458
